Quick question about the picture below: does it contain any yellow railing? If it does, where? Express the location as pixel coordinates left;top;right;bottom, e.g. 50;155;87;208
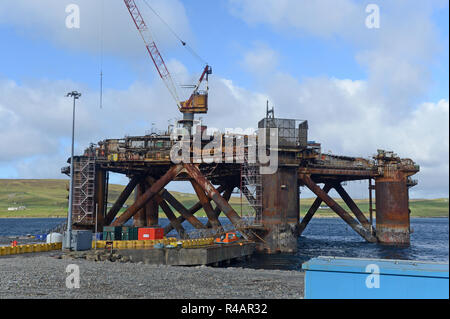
0;242;63;256
91;237;215;250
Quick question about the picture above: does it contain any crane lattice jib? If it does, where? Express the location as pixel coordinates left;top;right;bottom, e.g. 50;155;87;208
124;0;181;108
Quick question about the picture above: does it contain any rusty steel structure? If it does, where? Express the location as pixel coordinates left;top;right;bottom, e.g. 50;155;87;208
60;0;419;253
62;115;419;253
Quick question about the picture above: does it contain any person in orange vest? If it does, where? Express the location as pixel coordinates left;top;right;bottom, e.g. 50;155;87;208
10;240;18;247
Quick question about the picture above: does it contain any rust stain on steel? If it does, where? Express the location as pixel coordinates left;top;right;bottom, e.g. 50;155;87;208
300;174;377;243
144;177;159;226
191;180;222;229
333;182;371;229
111;164;183;226
375;174;410;245
161;189;207;229
133;182;147;227
158;198;186;238
298;183;332;236
183;164;242;227
164;185;227;234
261;166;299;225
104;175;143;225
94;170;107;228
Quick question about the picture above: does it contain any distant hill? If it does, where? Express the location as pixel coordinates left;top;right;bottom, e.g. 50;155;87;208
0;179;448;218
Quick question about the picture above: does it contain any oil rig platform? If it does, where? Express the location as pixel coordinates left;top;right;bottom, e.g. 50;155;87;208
61;112;419;253
61;0;420;254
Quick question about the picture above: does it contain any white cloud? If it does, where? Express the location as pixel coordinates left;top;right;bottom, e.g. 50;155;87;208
0;0;192;57
241;43;279;75
230;0;445;113
0;71;268;177
229;0;363;39
1;73;447;198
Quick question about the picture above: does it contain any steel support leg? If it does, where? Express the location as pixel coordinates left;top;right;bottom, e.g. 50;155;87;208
298;183;332;236
104;175;143;225
161;190;207;229
300;174;377;243
333;182;372;230
191;180;222;229
111;165;183;226
183;164;242;227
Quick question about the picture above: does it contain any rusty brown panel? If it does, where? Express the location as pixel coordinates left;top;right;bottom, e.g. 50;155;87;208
300;174;377;243
298;183;332;236
104;175;143;225
333;182;371;229
298;167;378;178
146;198;159;226
163;185;227;234
375;174;410;245
191;180;222;229
133;182;147;227
94;169;106;229
183;164;242;227
161;190;207;229
262;167;299;226
144;177;159;226
111;165;183;226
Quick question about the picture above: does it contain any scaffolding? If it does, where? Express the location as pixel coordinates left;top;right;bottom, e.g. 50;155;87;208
240;143;262;225
72;156;96;225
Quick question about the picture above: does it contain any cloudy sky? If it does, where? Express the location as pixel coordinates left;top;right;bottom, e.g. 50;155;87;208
0;0;448;199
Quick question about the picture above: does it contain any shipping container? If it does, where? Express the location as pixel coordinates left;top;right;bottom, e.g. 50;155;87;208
103;226;122;241
138;227;164;240
302;256;449;299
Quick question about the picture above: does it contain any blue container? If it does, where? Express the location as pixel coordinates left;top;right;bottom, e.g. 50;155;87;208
36;234;47;241
94;232;103;240
302;256;449;299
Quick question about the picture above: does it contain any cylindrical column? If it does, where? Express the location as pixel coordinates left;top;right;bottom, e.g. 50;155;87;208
375;172;410;245
261;166;299;253
133;183;147;227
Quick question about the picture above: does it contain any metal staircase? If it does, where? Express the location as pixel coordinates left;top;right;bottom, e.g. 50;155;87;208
72;156;96;225
240;149;262;225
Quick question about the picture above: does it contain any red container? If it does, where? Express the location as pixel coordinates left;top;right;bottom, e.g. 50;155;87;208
138;227;164;240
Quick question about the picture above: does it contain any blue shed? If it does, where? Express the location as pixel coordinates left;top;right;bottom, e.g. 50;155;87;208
302;256;449;299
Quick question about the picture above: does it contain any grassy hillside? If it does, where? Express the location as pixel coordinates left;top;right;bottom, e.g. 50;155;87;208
0;179;448;218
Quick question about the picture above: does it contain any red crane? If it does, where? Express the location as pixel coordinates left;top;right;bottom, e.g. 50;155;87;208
124;0;211;114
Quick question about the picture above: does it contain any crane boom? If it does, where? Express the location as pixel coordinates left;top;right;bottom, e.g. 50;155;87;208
124;0;181;109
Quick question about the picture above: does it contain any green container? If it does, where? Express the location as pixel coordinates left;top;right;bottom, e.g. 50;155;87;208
121;227;138;240
103;226;122;241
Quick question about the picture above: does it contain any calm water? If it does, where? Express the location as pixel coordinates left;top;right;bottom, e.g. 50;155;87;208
0;217;447;270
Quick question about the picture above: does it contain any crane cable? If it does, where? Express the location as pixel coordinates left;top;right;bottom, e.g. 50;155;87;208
141;0;208;66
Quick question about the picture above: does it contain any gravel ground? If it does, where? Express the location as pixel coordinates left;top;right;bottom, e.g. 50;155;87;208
0;253;304;299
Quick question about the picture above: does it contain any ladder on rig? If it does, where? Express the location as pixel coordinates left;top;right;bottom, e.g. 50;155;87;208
240;147;262;226
72;156;96;225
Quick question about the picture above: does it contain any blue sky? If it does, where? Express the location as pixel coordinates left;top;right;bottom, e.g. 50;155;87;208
0;0;448;198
